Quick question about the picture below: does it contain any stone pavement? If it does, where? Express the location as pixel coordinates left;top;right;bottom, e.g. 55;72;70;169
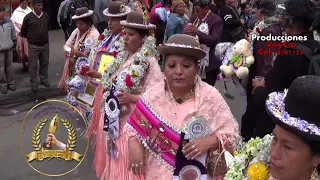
0;30;67;106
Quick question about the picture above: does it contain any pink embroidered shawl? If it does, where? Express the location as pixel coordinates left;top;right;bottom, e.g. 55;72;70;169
124;78;240;180
86;55;163;179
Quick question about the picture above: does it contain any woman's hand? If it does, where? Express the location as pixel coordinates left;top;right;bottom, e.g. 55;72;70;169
70;49;85;57
252;78;265;93
128;138;145;175
182;136;219;160
86;70;102;79
117;90;139;105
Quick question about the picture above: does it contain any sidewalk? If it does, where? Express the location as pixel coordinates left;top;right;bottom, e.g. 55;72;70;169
0;30;67;106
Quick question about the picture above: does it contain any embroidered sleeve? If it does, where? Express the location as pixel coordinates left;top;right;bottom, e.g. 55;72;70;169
64;29;78;50
209;88;239;153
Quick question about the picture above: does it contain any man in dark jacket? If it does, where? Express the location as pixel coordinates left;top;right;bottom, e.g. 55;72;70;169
241;0;282;140
58;0;88;41
215;0;245;42
246;0;318;139
185;0;223;86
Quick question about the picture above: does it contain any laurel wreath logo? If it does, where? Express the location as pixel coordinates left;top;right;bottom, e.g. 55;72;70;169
32;118;48;151
31;118;77;151
61;119;77;151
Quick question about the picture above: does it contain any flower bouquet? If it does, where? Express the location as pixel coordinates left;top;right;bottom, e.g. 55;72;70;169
224;134;274;180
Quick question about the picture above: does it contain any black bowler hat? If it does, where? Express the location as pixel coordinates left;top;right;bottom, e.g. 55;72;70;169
266;75;320;141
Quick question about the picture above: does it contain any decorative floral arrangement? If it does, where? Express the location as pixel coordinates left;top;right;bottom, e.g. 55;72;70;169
224;134;274;180
101;35;157;112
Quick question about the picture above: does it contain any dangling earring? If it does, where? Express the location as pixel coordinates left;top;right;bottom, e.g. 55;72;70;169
194;76;198;86
310;166;319;180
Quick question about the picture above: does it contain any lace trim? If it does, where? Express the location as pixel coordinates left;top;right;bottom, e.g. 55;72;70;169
120;21;156;28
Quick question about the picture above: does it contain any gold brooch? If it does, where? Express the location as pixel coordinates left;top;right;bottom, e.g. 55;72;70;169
195;36;200;48
119;4;125;13
143;11;149;25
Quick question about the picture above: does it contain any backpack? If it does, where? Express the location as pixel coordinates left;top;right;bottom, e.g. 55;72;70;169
296;42;320;76
59;0;88;29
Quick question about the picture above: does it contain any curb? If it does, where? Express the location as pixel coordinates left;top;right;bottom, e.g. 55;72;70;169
0;84;67;106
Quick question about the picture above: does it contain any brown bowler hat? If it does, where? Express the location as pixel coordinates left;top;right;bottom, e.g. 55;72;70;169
158;34;206;60
103;1;131;17
72;7;94;20
120;11;156;30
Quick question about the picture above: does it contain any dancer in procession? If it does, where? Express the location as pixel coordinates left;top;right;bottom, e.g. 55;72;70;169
267;76;320;179
59;7;99;90
65;1;130;121
225;75;320;180
85;11;163;180
125;34;239;180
